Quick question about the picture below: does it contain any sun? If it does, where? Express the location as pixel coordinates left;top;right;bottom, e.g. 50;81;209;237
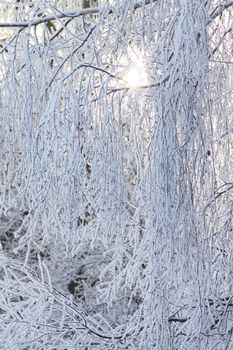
124;61;148;88
117;47;149;89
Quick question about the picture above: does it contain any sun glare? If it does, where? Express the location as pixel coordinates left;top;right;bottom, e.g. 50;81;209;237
124;61;148;88
118;48;149;88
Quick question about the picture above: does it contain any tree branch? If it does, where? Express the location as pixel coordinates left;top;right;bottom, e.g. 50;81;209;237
0;8;98;28
0;0;158;28
168;317;188;323
209;0;233;22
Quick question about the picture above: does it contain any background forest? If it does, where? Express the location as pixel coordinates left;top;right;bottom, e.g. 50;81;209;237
0;0;233;349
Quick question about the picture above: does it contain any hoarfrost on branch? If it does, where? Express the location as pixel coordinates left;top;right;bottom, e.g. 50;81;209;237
0;0;233;349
